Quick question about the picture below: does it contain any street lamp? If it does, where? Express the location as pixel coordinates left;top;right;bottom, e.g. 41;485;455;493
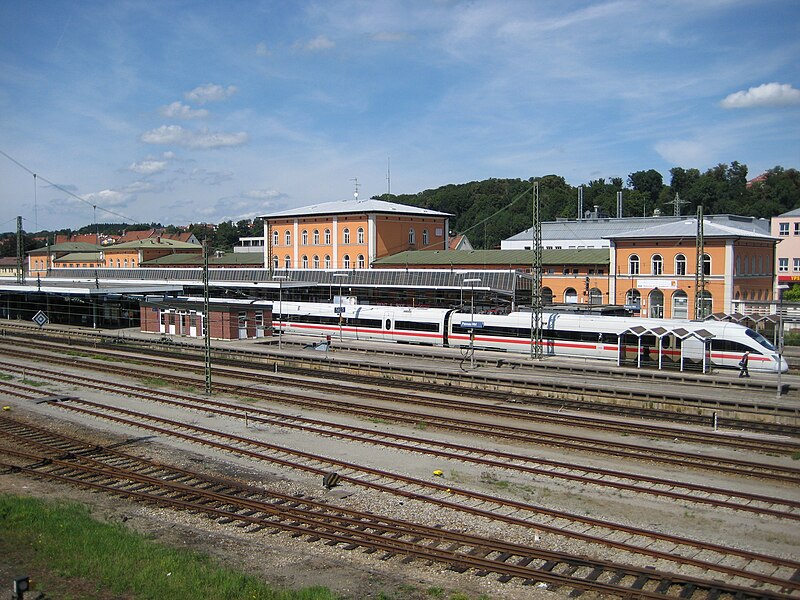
333;273;349;341
463;278;481;368
777;284;789;398
273;275;288;349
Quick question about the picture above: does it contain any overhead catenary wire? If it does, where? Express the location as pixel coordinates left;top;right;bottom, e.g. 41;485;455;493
0;149;138;225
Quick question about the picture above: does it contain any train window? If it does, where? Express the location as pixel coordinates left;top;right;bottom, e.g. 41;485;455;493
712;339;761;355
396;320;439;332
348;318;381;329
745;328;775;352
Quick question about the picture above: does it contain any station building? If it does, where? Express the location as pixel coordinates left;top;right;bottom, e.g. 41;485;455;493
261;198;451;271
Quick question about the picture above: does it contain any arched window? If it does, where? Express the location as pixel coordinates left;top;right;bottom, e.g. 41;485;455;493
626;289;641;312
357;227;364;244
123;258;128;268
564;288;578;304
324;255;331;269
628;254;640;275
301;255;308;268
302;230;308;245
131;259;137;267
273;256;279;270
541;287;553;305
343;254;351;269
649;289;664;318
313;255;320;269
703;253;711;276
324;229;331;244
284;231;291;246
697;290;712;317
651;254;663;275
589;288;603;305
357;254;365;269
672;290;688;319
284;255;291;269
422;229;429;246
343;228;350;244
313;229;319;245
272;230;279;247
116;259;121;268
408;228;416;245
675;254;686;276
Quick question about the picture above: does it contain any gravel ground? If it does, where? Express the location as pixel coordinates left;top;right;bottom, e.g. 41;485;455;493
1;349;799;600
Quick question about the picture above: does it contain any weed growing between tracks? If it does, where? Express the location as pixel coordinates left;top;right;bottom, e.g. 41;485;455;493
0;494;338;600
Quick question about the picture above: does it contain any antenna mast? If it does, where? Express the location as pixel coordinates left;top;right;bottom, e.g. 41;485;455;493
351;177;360;202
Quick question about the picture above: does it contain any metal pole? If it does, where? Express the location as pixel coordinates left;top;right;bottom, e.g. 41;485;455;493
203;239;212;394
777;286;787;398
279;279;283;349
339;279;343;341
470;280;475;368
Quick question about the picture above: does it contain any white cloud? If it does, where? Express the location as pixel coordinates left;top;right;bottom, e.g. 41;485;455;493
128;159;168;174
83;189;129;207
242;189;287;200
140;125;249;149
721;83;800;109
298;35;335;51
654;139;715;166
184;83;238;105
159;101;209;119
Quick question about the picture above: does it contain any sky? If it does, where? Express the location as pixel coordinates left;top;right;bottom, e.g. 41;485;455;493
1;0;799;234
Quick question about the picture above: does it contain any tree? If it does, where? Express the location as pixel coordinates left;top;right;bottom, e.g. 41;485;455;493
628;169;664;207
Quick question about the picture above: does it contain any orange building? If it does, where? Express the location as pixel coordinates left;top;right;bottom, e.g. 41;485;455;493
262;199;451;271
27;242;103;277
609;218;776;318
101;237;202;269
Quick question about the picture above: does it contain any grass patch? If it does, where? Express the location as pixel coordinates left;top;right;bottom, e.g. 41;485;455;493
479;472;511;490
140;377;169;388
0;372;13;380
0;494;339;600
792;451;800;461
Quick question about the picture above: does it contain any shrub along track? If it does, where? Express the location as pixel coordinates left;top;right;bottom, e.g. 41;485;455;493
1;378;799;597
2;414;795;600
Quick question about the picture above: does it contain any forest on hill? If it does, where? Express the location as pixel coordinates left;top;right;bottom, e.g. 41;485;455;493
2;162;799;257
375;163;800;250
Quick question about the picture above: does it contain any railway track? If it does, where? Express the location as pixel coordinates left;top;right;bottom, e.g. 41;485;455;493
2;325;798;434
2;353;799;484
1;415;794;599
2;373;798;520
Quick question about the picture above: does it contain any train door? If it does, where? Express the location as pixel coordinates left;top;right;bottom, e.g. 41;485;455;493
159;310;166;334
168;311;176;335
238;311;248;339
189;311;197;337
383;312;394;341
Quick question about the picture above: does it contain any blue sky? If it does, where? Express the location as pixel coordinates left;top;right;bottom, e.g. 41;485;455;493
1;0;799;234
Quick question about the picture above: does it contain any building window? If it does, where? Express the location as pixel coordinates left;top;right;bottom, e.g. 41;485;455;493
302;230;308;245
357;254;365;269
651;254;663;275
123;258;128;268
698;291;712;318
313;229;319;245
324;229;331;244
343;254;351;269
422;229;429;246
628;254;640;275
779;258;789;272
408;228;416;245
116;259;121;268
735;256;741;275
758;256;763;274
794;259;800;272
300;255;307;268
564;288;578;304
357;227;364;244
672;290;688;319
273;256;279;270
702;253;711;276
272;230;279;246
795;223;800;235
343;228;350;244
313;255;320;269
285;231;291;245
780;222;789;236
626;289;641;311
675;254;686;276
284;255;291;269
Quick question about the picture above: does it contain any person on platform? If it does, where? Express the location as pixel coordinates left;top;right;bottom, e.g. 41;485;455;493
738;351;750;378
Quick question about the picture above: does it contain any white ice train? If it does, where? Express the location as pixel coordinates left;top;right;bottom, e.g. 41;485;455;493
276;301;788;373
